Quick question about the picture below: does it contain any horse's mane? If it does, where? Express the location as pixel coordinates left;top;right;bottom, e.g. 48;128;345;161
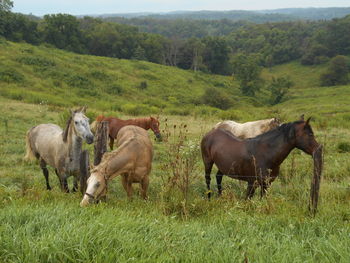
96;115;105;122
250;121;304;141
62;116;72;142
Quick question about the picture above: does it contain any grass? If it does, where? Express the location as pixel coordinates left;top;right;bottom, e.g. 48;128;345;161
0;97;350;262
0;40;350;262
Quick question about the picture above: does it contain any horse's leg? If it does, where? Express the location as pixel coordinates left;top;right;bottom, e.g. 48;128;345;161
216;170;224;196
109;136;114;150
261;166;280;197
246;182;257;199
56;170;69;193
40;158;51;190
121;173;133;199
121;173;128;192
140;176;149;200
204;160;214;199
72;176;78;192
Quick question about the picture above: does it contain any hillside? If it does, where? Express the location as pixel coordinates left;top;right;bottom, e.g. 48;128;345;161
100;7;350;22
1;39;350;128
1;40;350;262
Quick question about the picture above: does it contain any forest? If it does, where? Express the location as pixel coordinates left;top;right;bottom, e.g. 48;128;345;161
1;6;350;77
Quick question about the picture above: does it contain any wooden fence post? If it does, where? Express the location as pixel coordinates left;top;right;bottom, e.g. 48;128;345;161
310;145;323;215
80;150;90;195
94;121;108;166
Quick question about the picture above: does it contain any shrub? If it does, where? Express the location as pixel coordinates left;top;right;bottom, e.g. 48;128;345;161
66;74;93;88
201;87;233;110
0;69;24;83
337;142;350;153
105;84;123;95
320;55;349;86
138;81;148;90
89;70;111;81
17;56;56;67
121;103;158;116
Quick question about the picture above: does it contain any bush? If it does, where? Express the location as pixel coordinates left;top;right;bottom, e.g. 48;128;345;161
121;103;158;116
105;84;123;95
16;56;56;67
89;70;111;81
337;142;350;153
320;55;349;86
0;69;24;83
201;87;233;110
138;81;148;90
66;74;93;88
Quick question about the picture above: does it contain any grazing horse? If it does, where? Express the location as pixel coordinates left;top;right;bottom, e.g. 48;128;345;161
25;107;94;192
80;125;153;206
201;116;320;199
213;118;280;139
91;115;161;150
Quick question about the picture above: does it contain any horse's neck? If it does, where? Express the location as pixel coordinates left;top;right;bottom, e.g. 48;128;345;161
67;124;82;162
257;131;295;166
132;118;150;130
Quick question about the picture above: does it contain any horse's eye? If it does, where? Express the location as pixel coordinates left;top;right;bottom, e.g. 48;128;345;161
75;121;78;125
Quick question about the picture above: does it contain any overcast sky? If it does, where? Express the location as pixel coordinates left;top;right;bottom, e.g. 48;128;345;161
12;0;350;16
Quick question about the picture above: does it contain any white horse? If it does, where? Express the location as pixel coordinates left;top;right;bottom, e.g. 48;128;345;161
214;118;280;139
25;107;94;192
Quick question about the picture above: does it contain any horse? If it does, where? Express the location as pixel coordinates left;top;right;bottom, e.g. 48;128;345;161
201;116;320;199
24;107;94;192
91;115;161;150
213;118;280;139
80;125;153;206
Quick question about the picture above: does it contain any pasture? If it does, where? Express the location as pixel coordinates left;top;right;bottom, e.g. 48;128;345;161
1;97;350;262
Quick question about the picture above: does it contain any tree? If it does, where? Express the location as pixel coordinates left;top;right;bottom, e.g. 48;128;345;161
203;37;231;75
0;0;13;12
268;76;293;105
231;53;262;96
320;55;349;86
41;14;86;53
202;87;233;110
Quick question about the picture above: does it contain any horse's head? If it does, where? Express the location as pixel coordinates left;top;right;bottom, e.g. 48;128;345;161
80;170;107;207
270;117;281;128
293;116;319;155
71;107;94;144
150;116;162;141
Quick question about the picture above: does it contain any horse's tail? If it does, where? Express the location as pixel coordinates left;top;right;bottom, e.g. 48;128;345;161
24;127;36;161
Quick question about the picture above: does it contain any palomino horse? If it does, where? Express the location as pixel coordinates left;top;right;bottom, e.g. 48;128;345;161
25;107;94;192
91;115;161;150
201;116;320;199
214;118;280;139
80;125;153;206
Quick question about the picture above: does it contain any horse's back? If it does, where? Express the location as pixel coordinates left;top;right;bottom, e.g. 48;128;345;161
117;125;153;163
27;124;64;164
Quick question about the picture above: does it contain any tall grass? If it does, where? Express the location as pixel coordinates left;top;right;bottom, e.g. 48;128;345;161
0;98;350;262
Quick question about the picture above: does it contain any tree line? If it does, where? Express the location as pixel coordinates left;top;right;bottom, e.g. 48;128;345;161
1;1;349;98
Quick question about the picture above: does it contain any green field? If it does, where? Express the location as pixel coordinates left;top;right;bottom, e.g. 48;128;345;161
1;40;350;262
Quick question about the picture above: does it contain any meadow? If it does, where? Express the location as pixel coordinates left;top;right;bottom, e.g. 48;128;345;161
0;40;350;262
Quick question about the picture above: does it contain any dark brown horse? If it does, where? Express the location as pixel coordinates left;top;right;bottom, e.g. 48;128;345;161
201;116;320;199
91;115;161;150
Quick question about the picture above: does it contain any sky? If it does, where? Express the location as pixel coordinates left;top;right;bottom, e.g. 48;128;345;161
12;0;350;16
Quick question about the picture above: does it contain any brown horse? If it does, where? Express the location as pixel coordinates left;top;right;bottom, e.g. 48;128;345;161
201;116;320;199
80;125;153;206
91;115;161;150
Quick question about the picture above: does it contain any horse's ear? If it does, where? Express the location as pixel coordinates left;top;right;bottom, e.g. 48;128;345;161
81;106;87;113
299;114;305;121
306;117;312;125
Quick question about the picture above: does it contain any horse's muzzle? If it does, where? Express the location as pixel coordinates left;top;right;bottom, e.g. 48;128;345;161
86;135;94;144
155;133;162;141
